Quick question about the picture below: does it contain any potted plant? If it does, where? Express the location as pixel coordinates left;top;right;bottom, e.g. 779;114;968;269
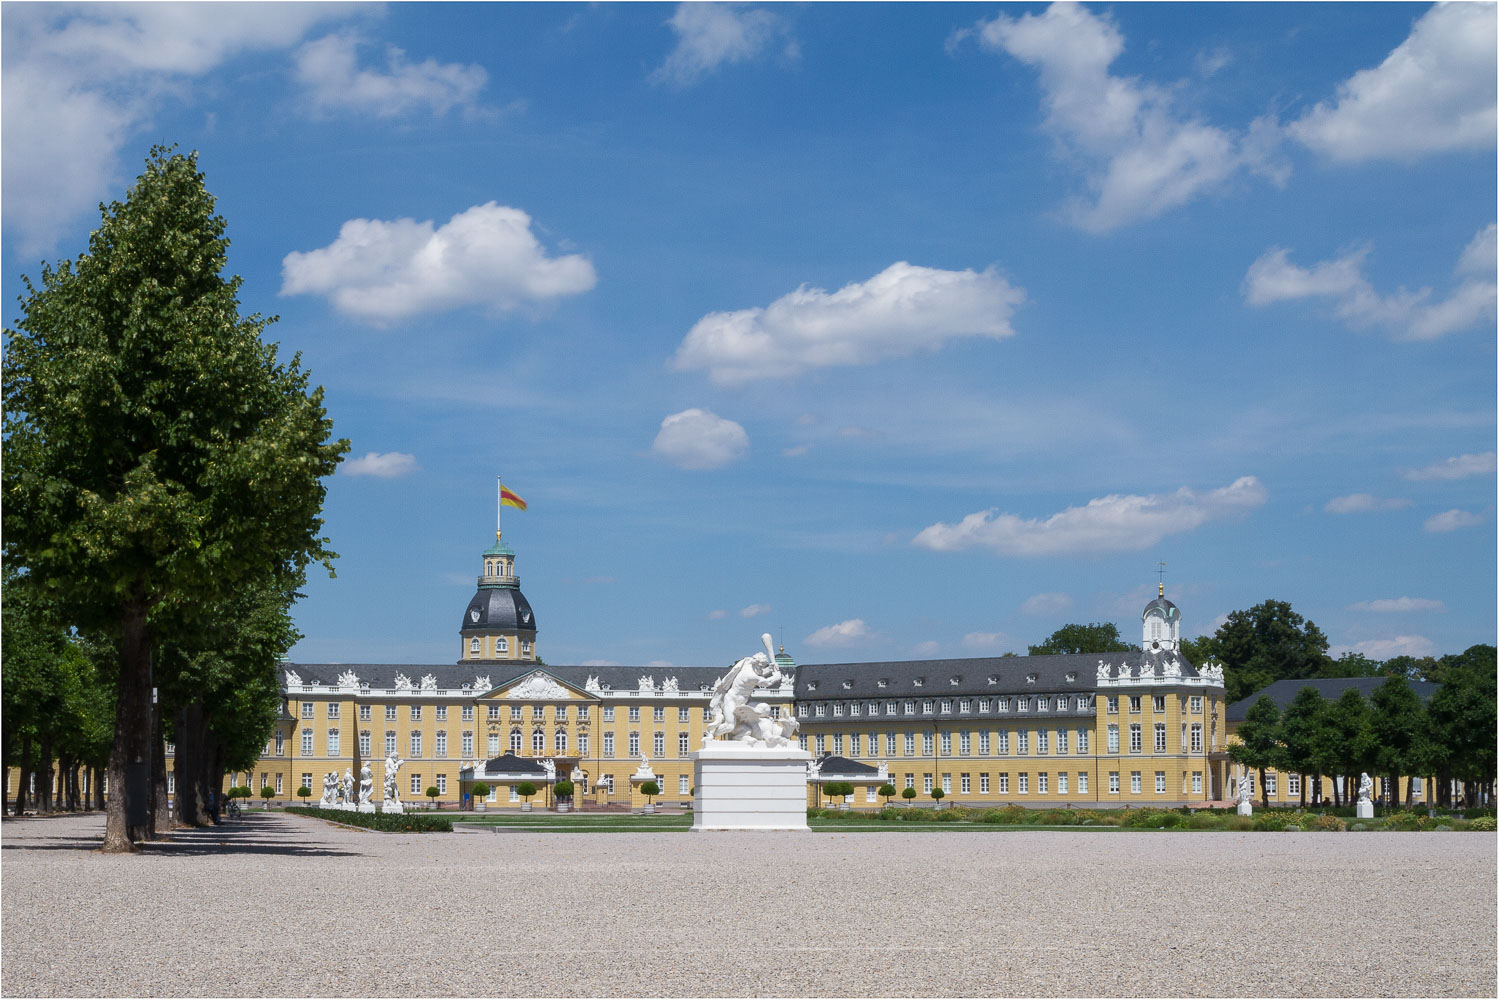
640;780;660;814
471;783;490;812
259;785;276;809
827;781;852;810
688;786;695;811
901;786;918;806
931;787;946;809
517;781;538;812
878;783;897;807
425;786;441;811
553;779;574;813
296;785;312;807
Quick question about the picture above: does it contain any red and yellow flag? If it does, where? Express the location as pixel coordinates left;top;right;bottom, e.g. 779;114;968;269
500;487;527;511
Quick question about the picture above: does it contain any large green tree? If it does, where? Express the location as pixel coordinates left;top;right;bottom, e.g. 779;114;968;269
1369;675;1427;807
1277;686;1336;808
1424;650;1497;807
1327;688;1375;807
3;148;347;851
1028;622;1136;656
1200;599;1333;704
1228;696;1283;809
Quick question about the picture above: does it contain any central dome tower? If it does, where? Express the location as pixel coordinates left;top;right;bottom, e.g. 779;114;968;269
458;482;539;664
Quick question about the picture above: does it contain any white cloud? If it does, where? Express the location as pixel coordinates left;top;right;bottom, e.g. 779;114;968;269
670;261;1025;384
974;2;1283;232
340;451;419;478
1;4;349;255
581;659;620;668
1324;493;1413;514
1020;591;1074;616
294;33;488;118
706;609;728;620
650;409;749;470
740;603;772;618
911;640;942;657
1402;451;1497;482
280;202;597;323
913;476;1267;557
1424;508;1484;533
1243;225;1497;340
1350;635;1438;660
650;3;791;87
1347;597;1447;614
962;631;1012;652
1289;3;1497;163
804;619;872;648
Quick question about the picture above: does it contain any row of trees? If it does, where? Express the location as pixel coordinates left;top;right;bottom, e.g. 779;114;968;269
3;147;347;850
1229;660;1496;809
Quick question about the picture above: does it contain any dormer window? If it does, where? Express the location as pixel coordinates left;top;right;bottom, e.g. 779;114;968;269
948;677;960;686
497;637;508;654
987;675;998;685
877;679;888;688
913;677;925;688
469;638;480;654
807;682;818;692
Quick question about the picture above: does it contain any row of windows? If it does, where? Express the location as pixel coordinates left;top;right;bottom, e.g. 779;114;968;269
1103;694;1204;715
467;637;533;656
802;729;1095;758
295;702;712;724
798;694;1093;719
888;770;1206;796
1103;722;1205;754
293;728;705;760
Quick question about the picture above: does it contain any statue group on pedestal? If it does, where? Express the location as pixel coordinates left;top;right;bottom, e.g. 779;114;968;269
314;757;404;813
703;633;799;749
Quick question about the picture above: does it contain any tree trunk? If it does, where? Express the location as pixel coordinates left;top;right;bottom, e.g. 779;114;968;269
1258;766;1269;810
15;732;32;816
93;761;107;811
152;701;171;835
1298;775;1306;809
37;732;54;813
103;591;154;853
173;703;206;826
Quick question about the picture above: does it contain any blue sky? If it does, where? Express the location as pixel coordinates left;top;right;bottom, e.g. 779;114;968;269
4;2;1494;669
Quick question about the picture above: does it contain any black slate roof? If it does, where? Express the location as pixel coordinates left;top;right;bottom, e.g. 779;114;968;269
461;586;537;635
282;662;733;694
473;753;547;775
812;754;880;777
1227;676;1441;722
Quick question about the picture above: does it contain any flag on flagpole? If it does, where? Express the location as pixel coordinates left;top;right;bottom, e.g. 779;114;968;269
500;487;527;511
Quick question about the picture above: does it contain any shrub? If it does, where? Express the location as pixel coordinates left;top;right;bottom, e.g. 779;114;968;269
296;786;312;802
875;806;904;821
933;806;970;822
1297;813;1321;831
1467;815;1496;832
287;805;452;832
470;782;491;799
1384;812;1423;831
425;786;441;807
1035;809;1075;826
553;780;574;800
930;788;945;805
806;807;825;820
900;787;917;802
640;781;660;803
1188;812;1223;830
1314;814;1347;832
897;806;930;821
877;783;897;805
1252;815;1287;832
516;781;538;802
259;786;275;800
1224;815;1254;831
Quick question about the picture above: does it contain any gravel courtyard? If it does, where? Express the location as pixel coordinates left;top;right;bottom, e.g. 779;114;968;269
3;812;1494;998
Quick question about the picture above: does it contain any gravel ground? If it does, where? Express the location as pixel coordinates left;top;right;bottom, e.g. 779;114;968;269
2;812;1494;998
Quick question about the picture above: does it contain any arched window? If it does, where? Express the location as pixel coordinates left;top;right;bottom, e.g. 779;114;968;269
497;637;508;654
510;728;522;752
469;637;480;654
532;728;545;754
555;729;568;754
1151;620;1162;639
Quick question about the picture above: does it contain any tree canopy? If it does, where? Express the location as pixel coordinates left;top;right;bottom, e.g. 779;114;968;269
1028;622;1136;656
1195;600;1333;703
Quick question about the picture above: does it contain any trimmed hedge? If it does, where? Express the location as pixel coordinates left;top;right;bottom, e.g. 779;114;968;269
287;805;452;832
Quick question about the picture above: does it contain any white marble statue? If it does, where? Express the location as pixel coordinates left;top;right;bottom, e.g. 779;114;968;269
632;756;656;781
359;762;374;804
320;771;338;807
340;768;354;808
704;634;795;748
1236;772;1253;816
383;751;405;812
540;758;557;781
1358;772;1373;803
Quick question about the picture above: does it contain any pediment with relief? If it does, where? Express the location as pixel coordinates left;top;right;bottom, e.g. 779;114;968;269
490;670;590;701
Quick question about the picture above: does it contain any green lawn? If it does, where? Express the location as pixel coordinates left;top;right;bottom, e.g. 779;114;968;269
447;812;1124;833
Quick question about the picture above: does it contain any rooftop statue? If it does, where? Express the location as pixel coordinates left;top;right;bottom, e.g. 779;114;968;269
704;633;799;749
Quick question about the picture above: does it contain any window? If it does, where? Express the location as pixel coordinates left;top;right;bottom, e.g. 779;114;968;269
603;706;615;722
978;699;991;713
1056;730;1068;755
1129;724;1142;754
653;706;665;723
797;705;809;718
959;732;971;755
434;706;447;722
1107;725;1119;753
1106;697;1118;714
1154;723;1167;753
1266;774;1277;796
436;774;448;794
275;731;286;756
531;705;547;721
1037;731;1049;755
1130;771;1142;794
904;701;915;715
980;773;990;794
922;733;934;756
1058;773;1068;795
497;637;508;654
814;705;825;718
833;734;844;755
920;700;933;715
629;706;641;723
799;735;809;752
653;732;665;757
462;706;474;721
997;731;1010;755
1153;695;1166;713
849;734;862;757
940;733;952;755
1288;773;1300;796
1017;731;1029;755
462;732;474;757
488;734;500;756
941;773;952;793
532;729;545;754
1190;695;1202;714
301;772;313;793
385;731;397;755
960;773;970;794
679;733;690;756
1155;771;1166;794
301;702;314;719
677;706;690;723
436;731;447;757
1017;697;1030;712
578;733;590;758
940;700;952;714
409;732;422;758
884;733;897;756
275;773;284;794
555;730;568;754
832;703;843;718
1129;696;1141;714
999;773;1010;794
1109;771;1120;794
1078;729;1090;754
1018;773;1029;794
959;699;971;713
1036;696;1049;713
410;774;423;795
628;732;640;758
470;638;480;654
603;732;615;757
1038;773;1048;794
815;735;826;754
327;729;341;756
998;698;1010;713
1190;724;1203;753
359;731;372;757
978;732;990;755
850;702;861;717
522;641;531;656
327;703;340;719
905;773;915;789
923;774;934;793
678;774;690;796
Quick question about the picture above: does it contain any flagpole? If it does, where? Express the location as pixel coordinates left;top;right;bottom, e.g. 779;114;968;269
496;475;502;540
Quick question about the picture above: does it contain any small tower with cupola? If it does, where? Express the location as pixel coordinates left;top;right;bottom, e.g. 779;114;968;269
1141;583;1181;654
459;487;539;664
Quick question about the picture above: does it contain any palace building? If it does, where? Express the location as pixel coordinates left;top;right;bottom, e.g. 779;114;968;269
213;516;1239;811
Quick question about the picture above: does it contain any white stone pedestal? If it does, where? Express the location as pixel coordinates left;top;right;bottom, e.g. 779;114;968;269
1356;800;1374;819
382;799;404;814
1237;801;1253;816
357;801;376;814
691;742;811;831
